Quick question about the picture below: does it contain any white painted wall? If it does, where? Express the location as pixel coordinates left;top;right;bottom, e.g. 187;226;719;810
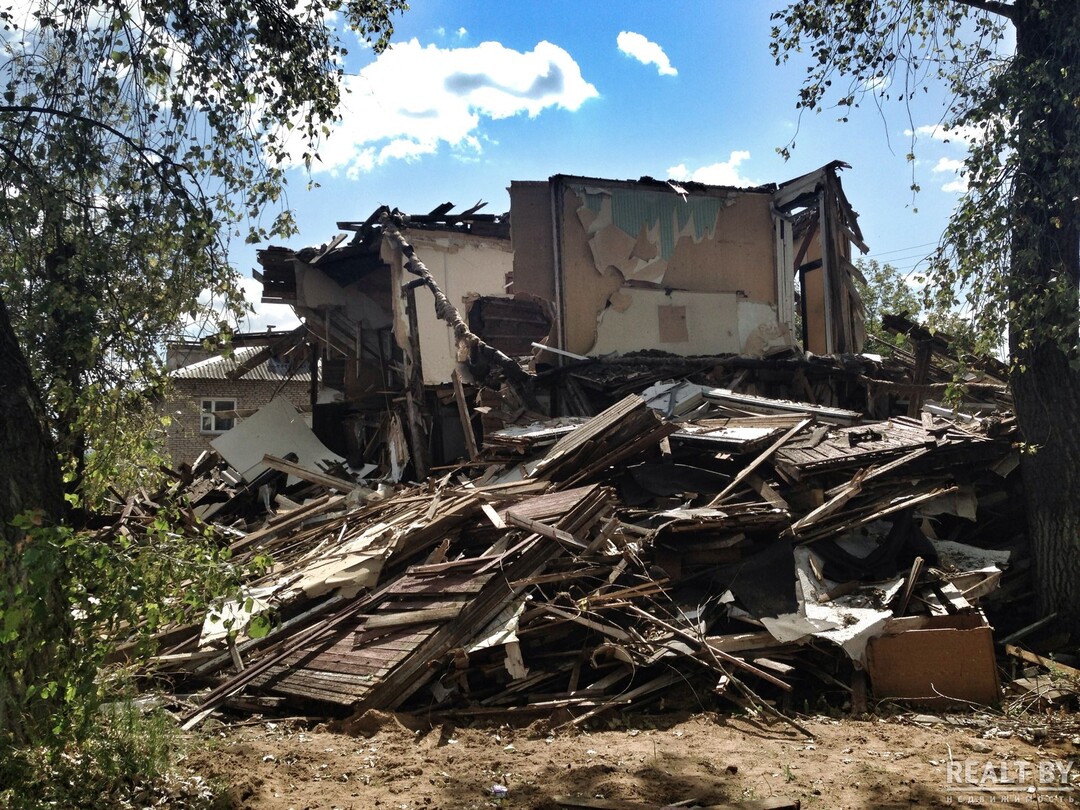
392;232;514;385
590;288;741;356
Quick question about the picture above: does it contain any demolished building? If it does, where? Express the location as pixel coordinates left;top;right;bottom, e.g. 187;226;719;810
123;162;1040;730
254;161;869;478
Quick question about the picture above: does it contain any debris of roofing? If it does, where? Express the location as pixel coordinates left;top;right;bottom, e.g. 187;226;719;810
107;332;1031;730
117;166;1056;732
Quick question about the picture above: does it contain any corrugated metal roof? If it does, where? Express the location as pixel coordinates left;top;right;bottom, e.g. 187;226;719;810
170;345;312;382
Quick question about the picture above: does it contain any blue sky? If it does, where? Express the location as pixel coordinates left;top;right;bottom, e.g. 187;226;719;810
240;1;975;332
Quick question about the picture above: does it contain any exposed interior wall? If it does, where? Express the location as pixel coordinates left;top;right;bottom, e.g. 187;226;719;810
557;186;625;355
293;261;393;399
508;181;556;303
802;264;828;355
389;231;514;385
552;178;783;357
662;194;777;301
590;289;741;356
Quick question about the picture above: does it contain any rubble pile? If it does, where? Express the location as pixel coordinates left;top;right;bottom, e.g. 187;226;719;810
104;356;1053;731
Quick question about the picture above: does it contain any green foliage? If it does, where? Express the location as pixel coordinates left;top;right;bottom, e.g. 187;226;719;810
1;504;264;751
854;258;922;350
771;1;1080;368
64;385;175;508
0;0;407;489
854;257;978;356
0;702;221;810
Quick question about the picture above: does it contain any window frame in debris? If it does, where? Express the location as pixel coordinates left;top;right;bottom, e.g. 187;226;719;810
200;398;237;433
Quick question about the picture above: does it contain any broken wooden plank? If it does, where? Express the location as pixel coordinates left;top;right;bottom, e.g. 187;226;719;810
1005;645;1080;680
451;368;480;461
360;604;466;630
703;386;859;425
708;418;812;506
539;604;633;642
262;454;358;492
505;510;586;549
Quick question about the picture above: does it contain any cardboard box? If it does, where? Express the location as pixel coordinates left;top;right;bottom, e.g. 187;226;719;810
865;611;1000;708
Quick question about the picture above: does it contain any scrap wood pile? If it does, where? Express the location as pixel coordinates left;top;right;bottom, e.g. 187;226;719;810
106;373;1033;732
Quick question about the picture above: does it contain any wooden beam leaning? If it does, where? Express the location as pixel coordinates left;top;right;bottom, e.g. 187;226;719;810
452;369;480;461
262;454;358;493
708;418;812;506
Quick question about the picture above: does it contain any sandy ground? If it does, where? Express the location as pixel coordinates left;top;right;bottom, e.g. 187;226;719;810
181;708;1080;810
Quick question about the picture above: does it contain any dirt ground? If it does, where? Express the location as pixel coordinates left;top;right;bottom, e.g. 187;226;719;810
181;708;1080;810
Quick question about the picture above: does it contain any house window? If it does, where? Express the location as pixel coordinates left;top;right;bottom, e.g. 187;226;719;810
200;399;236;433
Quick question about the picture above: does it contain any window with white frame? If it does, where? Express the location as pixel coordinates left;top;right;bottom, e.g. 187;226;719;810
200;399;236;433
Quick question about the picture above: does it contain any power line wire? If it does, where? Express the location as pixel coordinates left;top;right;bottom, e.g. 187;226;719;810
861;240;938;259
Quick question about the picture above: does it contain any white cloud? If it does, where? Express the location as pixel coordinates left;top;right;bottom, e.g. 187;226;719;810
861;75;892;93
456;27;467;38
933;157;965;173
616;31;677;77
932;157;968;193
181;277;301;338
906;123;983;146
238;277;301;333
292;38;598;178
667;151;754;187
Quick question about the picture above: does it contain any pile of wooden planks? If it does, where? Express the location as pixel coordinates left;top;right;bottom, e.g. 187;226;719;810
105;373;1032;728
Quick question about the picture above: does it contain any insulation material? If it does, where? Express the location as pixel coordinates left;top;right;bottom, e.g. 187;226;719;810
211;398;344;483
292;523;398;599
741;321;797;358
590;288;741;357
738;301;796;357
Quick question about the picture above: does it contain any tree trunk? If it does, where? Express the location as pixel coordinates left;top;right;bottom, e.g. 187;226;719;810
1008;0;1080;639
0;296;67;745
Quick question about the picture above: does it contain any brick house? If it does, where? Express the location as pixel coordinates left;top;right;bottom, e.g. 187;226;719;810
163;330;314;465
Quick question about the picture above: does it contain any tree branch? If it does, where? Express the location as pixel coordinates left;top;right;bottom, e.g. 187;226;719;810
0;104;205;198
953;0;1016;21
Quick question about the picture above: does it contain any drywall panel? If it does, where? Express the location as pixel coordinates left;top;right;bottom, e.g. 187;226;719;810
508;181;556;302
590;288;740;357
211;397;344;482
400;232;514;385
558;187;626;355
663;194;777;302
